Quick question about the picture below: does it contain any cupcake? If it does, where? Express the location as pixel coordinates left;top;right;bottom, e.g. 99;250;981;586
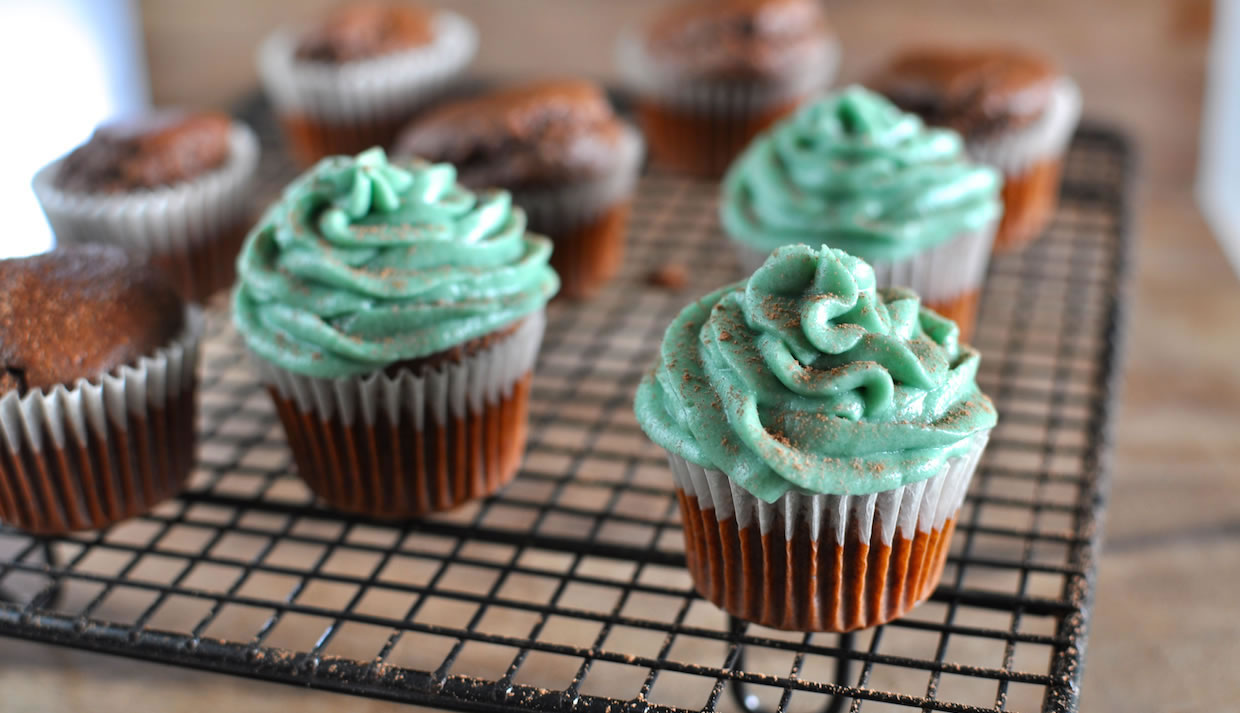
635;245;996;631
617;0;840;178
395;79;644;299
31;110;259;304
871;47;1081;252
233;148;558;519
258;1;477;166
720;86;1002;341
0;245;202;535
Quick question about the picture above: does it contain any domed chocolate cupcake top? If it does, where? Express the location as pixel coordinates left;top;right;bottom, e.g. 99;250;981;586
0;245;186;395
870;46;1060;139
54;110;232;193
295;1;434;63
395;79;627;190
645;0;831;82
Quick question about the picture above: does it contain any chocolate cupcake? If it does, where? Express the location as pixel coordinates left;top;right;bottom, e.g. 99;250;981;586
0;245;202;535
395;79;643;299
720;86;1002;341
635;245;996;631
233;148;558;519
31;110;259;304
617;0;839;178
871;47;1081;251
258;1;477;166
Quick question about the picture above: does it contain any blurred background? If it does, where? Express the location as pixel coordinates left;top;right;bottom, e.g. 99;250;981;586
1;1;1237;711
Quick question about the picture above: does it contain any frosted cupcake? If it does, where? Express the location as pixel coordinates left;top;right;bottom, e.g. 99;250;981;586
721;86;1002;341
233;148;558;519
635;245;996;631
871;47;1081;252
258;1;477;166
617;0;839;178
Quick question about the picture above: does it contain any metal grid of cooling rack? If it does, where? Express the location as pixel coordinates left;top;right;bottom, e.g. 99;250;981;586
0;104;1131;713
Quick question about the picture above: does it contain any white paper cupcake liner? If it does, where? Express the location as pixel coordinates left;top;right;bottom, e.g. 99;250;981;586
733;223;997;305
32;122;260;301
967;78;1082;175
254;310;545;518
258;11;478;125
668;431;989;630
257;309;544;426
669;432;988;547
512;123;645;234
616;27;841;114
0;309;204;534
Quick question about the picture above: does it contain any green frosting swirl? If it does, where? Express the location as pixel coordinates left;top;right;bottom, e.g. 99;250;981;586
634;245;996;501
721;86;1002;263
233;148;559;378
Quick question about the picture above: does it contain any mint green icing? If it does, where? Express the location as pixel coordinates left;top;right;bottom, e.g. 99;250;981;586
720;86;1003;263
233;148;559;378
634;245;996;501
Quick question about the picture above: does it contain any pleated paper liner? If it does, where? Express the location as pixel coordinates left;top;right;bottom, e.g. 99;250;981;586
258;11;477;166
32;124;260;304
667;433;989;632
0;310;204;535
256;311;546;520
616;28;840;178
514;124;644;300
968;79;1082;252
733;225;996;341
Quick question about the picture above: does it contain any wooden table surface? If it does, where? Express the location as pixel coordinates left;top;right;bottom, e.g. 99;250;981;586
5;1;1238;712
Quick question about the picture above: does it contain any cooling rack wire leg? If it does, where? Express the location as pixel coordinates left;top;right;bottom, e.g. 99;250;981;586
727;616;855;713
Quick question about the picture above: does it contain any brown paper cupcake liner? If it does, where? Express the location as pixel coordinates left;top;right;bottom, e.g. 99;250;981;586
923;289;981;344
0;310;203;535
667;433;989;632
258;11;477;165
255;310;545;519
636;99;801;178
32;124;260;303
514;124;643;299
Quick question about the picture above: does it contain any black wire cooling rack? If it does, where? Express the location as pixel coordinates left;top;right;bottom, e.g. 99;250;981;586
0;99;1132;712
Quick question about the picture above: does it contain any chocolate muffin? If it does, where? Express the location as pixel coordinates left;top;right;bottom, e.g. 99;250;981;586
33;110;259;304
295;1;433;63
0;246;185;395
870;47;1082;251
54;111;232;194
258;1;477;166
396;80;644;299
0;245;202;535
617;0;839;177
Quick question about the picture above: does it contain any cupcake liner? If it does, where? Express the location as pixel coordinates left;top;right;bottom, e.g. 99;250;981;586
258;11;477;126
668;431;989;631
511;124;644;299
254;310;545;519
966;78;1082;175
0;309;204;535
32;123;260;303
616;27;841;113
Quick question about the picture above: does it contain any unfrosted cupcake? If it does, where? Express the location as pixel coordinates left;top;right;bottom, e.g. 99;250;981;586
233;148;558;519
258;1;477;166
395;79;643;299
871;47;1081;252
617;0;839;178
721;86;1002;341
635;245;996;631
32;110;259;303
0;245;202;535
